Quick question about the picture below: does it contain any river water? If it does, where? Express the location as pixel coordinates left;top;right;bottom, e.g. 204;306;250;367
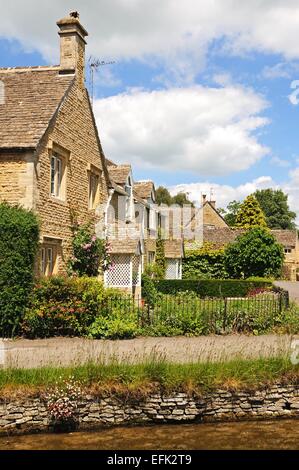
0;420;298;450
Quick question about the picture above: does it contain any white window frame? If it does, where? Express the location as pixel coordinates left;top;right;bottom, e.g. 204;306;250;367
50;152;65;199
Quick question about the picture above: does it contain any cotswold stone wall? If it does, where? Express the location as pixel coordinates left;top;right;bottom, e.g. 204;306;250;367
0;384;298;436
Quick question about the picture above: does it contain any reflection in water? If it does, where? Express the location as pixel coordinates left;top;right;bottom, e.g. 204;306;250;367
0;420;298;450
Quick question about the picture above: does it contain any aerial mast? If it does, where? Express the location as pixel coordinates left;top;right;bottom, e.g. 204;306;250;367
88;57;115;107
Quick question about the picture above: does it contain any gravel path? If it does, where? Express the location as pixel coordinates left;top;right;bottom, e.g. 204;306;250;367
0;334;297;369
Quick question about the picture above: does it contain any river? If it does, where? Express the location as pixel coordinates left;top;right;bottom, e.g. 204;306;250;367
0;419;298;450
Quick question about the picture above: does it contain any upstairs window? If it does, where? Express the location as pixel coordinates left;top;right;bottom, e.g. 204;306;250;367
50;153;65;199
284;247;293;254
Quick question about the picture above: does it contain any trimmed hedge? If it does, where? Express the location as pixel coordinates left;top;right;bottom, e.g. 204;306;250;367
0;203;39;337
153;279;274;298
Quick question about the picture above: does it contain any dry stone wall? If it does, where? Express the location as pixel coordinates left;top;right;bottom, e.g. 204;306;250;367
0;384;298;436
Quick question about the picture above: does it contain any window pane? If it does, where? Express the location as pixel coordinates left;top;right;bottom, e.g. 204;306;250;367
47;248;53;275
50;157;56;195
56;158;62;197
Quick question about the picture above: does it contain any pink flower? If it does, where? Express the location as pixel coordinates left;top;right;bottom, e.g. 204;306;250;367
82;243;92;250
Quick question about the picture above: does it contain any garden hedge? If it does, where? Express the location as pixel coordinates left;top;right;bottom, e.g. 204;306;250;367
153;279;274;298
0;203;39;337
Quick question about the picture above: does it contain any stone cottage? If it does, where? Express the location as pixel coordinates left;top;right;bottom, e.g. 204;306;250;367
0;12;184;294
0;12;112;277
185;197;299;281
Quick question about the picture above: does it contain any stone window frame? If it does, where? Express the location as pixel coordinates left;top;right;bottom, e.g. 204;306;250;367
48;142;70;202
40;237;62;277
87;163;102;211
41;244;57;276
284;246;293;254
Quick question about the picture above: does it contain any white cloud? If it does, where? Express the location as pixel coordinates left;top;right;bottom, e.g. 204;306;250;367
289;80;299;105
1;1;299;83
169;172;299;226
94;84;269;176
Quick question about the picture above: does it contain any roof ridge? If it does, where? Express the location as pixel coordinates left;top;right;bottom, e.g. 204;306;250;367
0;65;60;73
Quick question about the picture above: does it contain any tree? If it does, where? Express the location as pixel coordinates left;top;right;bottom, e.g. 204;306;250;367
156;187;194;207
224;228;284;279
235;195;267;229
221;200;242;227
172;192;194;207
0;203;39;337
254;189;296;230
156;186;172;206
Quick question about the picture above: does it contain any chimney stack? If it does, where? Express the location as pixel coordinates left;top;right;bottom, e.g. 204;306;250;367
57;12;88;87
202;194;207;205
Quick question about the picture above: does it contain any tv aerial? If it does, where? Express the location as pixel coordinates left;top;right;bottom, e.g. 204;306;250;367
88;56;116;107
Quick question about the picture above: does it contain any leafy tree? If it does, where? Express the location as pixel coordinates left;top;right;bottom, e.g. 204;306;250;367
224;228;284;279
221;200;242;227
254;189;296;230
172;192;194;207
156;186;173;206
156;186;194;207
235;195;267;229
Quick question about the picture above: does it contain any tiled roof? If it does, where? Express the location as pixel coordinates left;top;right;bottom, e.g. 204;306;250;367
165;239;184;258
134;181;154;200
107;164;131;185
108;239;142;254
0;67;74;149
186;227;298;249
271;230;298;247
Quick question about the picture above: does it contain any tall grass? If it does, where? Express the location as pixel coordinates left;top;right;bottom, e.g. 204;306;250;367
0;356;298;396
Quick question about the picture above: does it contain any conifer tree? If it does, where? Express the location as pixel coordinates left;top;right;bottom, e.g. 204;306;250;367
235;195;267;229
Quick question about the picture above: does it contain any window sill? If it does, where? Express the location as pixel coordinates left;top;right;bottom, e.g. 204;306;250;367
49;195;67;206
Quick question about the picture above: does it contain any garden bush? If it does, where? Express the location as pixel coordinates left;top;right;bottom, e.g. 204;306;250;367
87;314;139;340
22;276;126;338
153;279;273;298
183;243;228;279
224;228;284;278
0;203;39;337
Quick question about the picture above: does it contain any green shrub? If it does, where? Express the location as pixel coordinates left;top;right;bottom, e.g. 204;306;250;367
155;230;166;278
141;273;159;306
0;203;39;337
224;228;284;279
183;243;228;279
68;223;111;277
153;279;273;298
88;315;139;340
22;276;125;338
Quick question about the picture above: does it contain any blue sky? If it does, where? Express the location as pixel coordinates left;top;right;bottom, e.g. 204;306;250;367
1;1;299;220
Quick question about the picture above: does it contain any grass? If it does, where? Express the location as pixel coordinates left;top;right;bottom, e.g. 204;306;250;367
0;356;298;399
